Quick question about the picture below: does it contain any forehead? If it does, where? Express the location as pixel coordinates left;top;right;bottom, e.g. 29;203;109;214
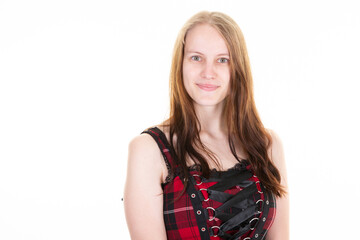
184;23;229;54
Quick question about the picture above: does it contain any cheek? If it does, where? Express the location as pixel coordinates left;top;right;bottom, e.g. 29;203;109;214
223;69;231;93
182;62;193;77
182;62;196;85
222;66;231;79
218;67;230;84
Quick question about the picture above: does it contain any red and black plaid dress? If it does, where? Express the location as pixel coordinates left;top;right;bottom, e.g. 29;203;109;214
142;127;276;240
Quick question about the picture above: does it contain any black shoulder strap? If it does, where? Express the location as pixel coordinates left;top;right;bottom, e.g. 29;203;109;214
141;127;177;173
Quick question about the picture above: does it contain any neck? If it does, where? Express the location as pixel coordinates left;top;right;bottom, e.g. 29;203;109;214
193;102;228;138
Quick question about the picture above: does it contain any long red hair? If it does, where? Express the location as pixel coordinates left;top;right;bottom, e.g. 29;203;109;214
161;11;286;197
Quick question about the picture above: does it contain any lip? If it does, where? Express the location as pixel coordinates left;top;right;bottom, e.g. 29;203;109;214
196;83;219;91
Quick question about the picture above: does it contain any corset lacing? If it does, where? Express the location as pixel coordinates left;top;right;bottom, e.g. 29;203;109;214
190;161;266;240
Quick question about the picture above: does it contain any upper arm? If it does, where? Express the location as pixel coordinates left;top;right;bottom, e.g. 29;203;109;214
266;129;290;240
123;134;167;240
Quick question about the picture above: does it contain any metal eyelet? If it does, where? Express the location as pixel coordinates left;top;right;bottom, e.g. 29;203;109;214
206;207;216;221
198;188;209;201
192;174;203;185
249;217;259;230
255;181;263;194
255;199;263;214
191;193;196;198
211;226;220;237
197;210;202;215
201;227;206;232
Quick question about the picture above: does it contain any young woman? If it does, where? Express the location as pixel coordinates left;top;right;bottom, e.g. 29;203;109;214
124;11;289;240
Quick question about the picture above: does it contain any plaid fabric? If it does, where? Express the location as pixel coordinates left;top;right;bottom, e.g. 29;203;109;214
163;175;202;239
142;127;276;240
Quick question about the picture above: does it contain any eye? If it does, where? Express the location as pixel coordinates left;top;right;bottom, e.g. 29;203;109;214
218;58;229;63
191;56;201;61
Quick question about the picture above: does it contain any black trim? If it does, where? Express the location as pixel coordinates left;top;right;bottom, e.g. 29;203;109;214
186;175;211;240
252;187;276;240
152;127;179;165
141;129;172;172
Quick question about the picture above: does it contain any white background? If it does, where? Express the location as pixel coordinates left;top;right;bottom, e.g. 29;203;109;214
1;0;359;239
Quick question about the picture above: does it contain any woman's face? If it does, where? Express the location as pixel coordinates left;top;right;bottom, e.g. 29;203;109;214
182;23;231;108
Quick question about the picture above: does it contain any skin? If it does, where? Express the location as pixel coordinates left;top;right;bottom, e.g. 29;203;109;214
183;23;231;110
124;23;289;240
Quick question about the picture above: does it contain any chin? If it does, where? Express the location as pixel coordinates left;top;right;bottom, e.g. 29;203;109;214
193;99;225;107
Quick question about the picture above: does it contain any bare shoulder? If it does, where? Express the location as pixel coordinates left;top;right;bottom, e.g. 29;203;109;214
264;130;290;239
128;133;160;156
128;123;173;159
124;131;168;239
266;129;283;149
265;129;284;161
265;128;287;184
128;133;162;170
127;129;169;184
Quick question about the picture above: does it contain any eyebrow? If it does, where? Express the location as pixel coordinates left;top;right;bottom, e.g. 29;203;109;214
185;50;229;56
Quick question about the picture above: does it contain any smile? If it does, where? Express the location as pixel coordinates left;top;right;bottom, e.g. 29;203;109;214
196;84;219;91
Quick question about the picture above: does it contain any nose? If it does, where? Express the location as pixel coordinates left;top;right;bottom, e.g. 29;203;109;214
201;61;216;80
